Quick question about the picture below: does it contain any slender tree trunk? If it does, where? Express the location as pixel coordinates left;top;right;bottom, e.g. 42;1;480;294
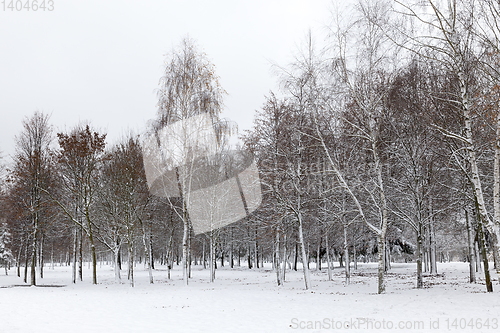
72;228;77;283
182;209;189;285
254;226;259;269
188;227;192;278
202;239;206;269
128;242;134;287
416;221;423;289
307;243;310;270
30;207;39;286
16;239;23;278
294;241;298;271
343;224;350;285
428;198;437;274
78;226;83;282
114;247;121;282
478;219;493;292
275;228;282;286
50;242;54;270
230;226;234;269
87;223;97;285
377;234;386;294
297;212;311;290
142;226;153;284
316;234;322;271
220;239;225;267
30;226;37;286
177;166;189;285
475;199;493;292
465;208;476;283
475;240;481;273
385;241;391;272
353;243;357;270
423;235;429;273
326;231;332;281
493;110;500;276
39;233;44;279
373;142;388;294
247;243;252;269
166;228;174;279
209;231;215;282
282;233;287;282
149;228;155;270
23;237;29;283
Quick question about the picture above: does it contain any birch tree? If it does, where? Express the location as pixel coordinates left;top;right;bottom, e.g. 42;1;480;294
395;0;499;291
51;124;106;285
387;61;453;287
11;111;54;286
99;136;150;285
0;221;13;275
151;37;226;285
242;93;288;286
474;0;500;276
319;0;399;293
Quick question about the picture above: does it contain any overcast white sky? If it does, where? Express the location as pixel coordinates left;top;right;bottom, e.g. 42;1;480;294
0;0;332;161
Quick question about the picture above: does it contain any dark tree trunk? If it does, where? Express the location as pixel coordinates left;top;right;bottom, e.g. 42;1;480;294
474;199;493;292
294;242;298;271
78;226;83;282
465;208;476;283
417;222;423;289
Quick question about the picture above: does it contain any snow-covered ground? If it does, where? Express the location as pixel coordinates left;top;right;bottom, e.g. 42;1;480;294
1;262;499;333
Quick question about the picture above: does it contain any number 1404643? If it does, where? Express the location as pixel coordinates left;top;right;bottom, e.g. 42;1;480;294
1;0;54;12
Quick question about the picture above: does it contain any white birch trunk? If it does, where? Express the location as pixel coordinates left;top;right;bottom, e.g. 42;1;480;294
343;224;350;285
209;231;216;283
416;221;423;289
114;247;121;282
373;142;388;294
275;228;282;286
182;210;189;286
72;228;77;284
493;111;500;276
282;233;287;282
141;229;154;284
326;231;332;281
297;211;311;290
128;241;134;287
465;208;476;283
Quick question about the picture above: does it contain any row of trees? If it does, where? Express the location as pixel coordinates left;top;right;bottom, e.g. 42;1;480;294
1;0;500;294
244;0;500;293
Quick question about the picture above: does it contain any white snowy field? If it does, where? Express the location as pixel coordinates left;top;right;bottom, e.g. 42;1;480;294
1;262;499;333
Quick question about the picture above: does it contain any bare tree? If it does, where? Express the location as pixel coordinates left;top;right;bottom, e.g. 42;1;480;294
319;0;399;293
387;61;455;287
474;0;500;277
0;221;13;275
149;37;226;286
395;0;498;291
99;135;150;286
47;124;107;285
11;111;53;286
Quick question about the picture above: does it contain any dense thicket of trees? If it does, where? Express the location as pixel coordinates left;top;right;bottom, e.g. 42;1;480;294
1;1;500;294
